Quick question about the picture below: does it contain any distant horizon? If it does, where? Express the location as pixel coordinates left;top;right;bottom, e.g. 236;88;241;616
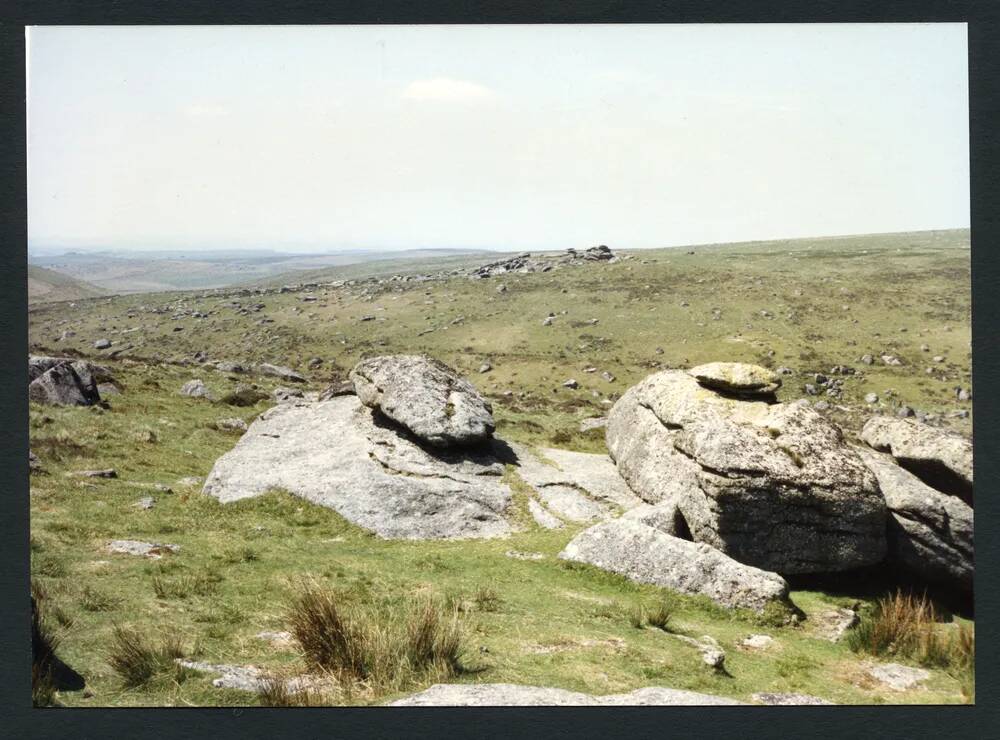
28;24;969;253
27;225;971;260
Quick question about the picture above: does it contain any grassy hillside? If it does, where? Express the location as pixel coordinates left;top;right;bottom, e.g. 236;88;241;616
28;265;108;305
28;229;973;706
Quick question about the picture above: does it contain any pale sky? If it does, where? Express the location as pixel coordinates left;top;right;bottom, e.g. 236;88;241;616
27;24;969;253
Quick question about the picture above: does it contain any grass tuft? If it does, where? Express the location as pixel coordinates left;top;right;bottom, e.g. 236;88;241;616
106;625;189;689
286;580;465;694
847;590;974;684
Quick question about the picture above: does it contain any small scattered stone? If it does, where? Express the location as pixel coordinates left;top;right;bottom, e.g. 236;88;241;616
740;634;774;650
94;339;111;349
505;550;545;561
273;386;305;403
866;662;930;691
752;693;833;706
107;540;179;558
180;379;213;400
562;379;579;389
256;631;295;648
217;417;249;432
133;497;155;510
814;607;859;642
74;469;117;478
579;417;608;433
479;363;492;374
864;393;879;404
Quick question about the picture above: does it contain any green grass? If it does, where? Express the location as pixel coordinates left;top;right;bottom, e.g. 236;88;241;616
27;230;972;706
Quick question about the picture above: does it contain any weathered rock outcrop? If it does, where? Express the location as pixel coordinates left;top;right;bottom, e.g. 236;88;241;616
389;683;744;706
558;518;792;613
859;448;973;590
606;369;886;574
861;417;973;504
350;355;494;447
203;395;512;539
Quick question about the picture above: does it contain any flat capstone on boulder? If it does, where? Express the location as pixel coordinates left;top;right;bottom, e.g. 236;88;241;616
350;354;495;447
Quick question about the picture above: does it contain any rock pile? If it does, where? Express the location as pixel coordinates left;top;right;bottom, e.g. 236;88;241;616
469;246;617;279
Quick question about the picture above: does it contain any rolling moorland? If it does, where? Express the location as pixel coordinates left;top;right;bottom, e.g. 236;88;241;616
28;266;108;305
28;247;496;296
27;229;973;707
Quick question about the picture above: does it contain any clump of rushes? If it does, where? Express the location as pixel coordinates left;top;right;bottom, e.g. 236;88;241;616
472;586;503;613
645;603;673;632
107;626;188;689
847;590;975;688
286;580;465;694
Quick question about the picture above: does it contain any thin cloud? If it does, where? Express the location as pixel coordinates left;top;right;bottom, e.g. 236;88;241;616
401;78;496;103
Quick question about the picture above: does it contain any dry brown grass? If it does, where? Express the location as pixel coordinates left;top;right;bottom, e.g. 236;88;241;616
286;580;465;695
106;626;188;688
847;590;974;691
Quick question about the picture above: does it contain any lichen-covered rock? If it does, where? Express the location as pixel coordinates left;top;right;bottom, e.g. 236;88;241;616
866;662;930;691
203;395;513;540
558;518;792;613
858;448;973;591
687;362;781;395
350;355;494;447
606;370;886;574
861;416;973;504
388;683;744;706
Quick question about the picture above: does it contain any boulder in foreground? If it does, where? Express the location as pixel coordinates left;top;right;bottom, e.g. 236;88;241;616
388;683;744;706
558;518;792;613
350;355;495;447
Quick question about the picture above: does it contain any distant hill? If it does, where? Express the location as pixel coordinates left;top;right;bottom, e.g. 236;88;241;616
28;265;108;304
28;248;498;294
